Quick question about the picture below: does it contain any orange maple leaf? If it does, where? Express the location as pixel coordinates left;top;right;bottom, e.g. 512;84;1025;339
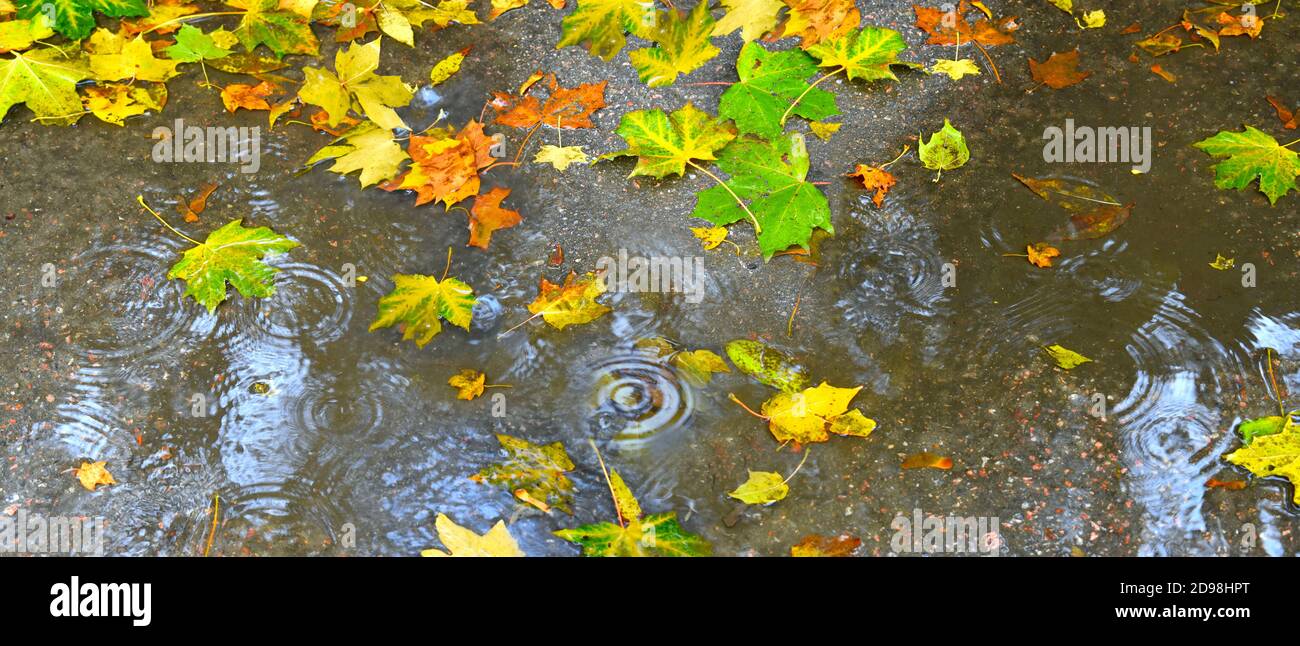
1026;242;1060;268
1266;96;1297;130
468;186;523;249
848;164;896;207
778;0;860;48
221;81;276;113
382;121;496;208
913;3;1017;46
1029;49;1091;89
1217;11;1262;38
492;78;608;129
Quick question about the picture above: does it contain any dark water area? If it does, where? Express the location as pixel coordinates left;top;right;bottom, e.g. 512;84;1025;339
0;1;1296;557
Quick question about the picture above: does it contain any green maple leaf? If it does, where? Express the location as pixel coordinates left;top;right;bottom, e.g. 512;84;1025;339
691;133;833;259
805;25;911;81
167;219;299;313
369;273;476;348
602;102;736;178
918;118;969;180
15;0;148;41
1193;125;1300;205
471;434;577;514
299;39;414;131
719;41;838;140
165;25;234;63
555;469;711;556
228;0;319;58
556;0;656;60
627;2;719;87
306;121;410;188
1224;417;1300;504
0;45;89;125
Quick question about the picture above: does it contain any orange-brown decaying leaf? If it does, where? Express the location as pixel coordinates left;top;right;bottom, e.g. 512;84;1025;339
1266;96;1297;130
177;182;219;223
1025;242;1060;268
382;121;496;208
913;3;1017;46
221;81;276;113
778;0;860;48
468;186;523;249
901;452;953;470
1029;49;1090;89
492;80;607;129
791;533;861;556
848;164;896;208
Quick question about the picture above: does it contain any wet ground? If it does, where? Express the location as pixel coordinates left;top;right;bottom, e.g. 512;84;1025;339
1;1;1297;556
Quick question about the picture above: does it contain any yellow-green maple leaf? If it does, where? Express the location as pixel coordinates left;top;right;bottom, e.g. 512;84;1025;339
305;121;409;187
0;45;90;125
556;0;656;60
526;271;611;330
1224;421;1300;504
369;272;477;347
471;434;577;513
420;514;525;556
167;219;300;313
603;102;736;178
86;30;181;82
805;24;911;81
1193;125;1300;205
628;2;719;87
555;469;711;556
300;39;414;131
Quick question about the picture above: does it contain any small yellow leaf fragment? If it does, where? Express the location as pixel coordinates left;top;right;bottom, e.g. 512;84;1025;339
421;513;525;557
518;70;544;95
728;470;788;504
1209;254;1234;270
448;369;487;400
74;461;115;491
1026;242;1060;268
429;47;471;86
1076;10;1105;29
691;226;728;250
533;144;589;171
1043;344;1092;369
808;121;841;141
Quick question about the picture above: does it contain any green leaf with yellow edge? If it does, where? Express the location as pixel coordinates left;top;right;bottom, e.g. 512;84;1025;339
86;30;181;82
526;271;611;330
1224;418;1300;504
15;0;147;41
1042;343;1091;369
556;0;656;60
603;102;736;178
299;39;414;131
420;513;525;556
918;117;969;180
691;133;833;259
471;434;577;514
718;41;838;140
724;339;810;393
428;46;470;85
369;272;476;347
167;219;299;313
306;121;410;188
729;470;788;504
165;24;234;63
805;25;911;82
761;381;877;444
81;82;166;126
712;0;782;41
1192;125;1300;205
555;468;711;556
0;13;52;53
227;0;319;58
628;2;719;88
0;45;89;125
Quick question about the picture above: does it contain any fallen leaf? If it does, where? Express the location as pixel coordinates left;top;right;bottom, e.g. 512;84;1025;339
1224;418;1300;504
1075;9;1104;29
492;78;607;129
420;513;524;556
1193;125;1300;205
725;339;810;393
901;452;953;469
1026;242;1060;268
533;144;590;170
177;182;219;223
299;39;413;131
382;120;495;207
671;348;731;385
808;120;841;140
1217;11;1262;38
555;469;711;556
517;69;544;95
1265;96;1297;130
1209;253;1234;270
471;434;576;513
778;0;860;48
164;24;233;62
1043;343;1091;369
918;118;969;179
428;46;470;85
488;0;529;20
556;0;657;60
369;272;477;347
912;3;1018;46
307;121;410;188
761;381;877;444
929;57;980;79
468;186;522;249
1029;49;1090;89
1049;202;1133;241
229;0;319;57
16;0;147;40
628;2;720;87
1149;63;1175;83
718;41;838;140
1205;478;1247;490
848;163;895;207
73;461;115;491
221;81;276;113
1135;33;1181;56
167;219;299;313
448;369;486;400
81;81;166;126
791;533;861;556
729;470;789;504
603;102;736;178
805;25;911;81
0;46;90;125
1238;413;1295;444
527;271;611;330
691;225;728;250
713;0;784;41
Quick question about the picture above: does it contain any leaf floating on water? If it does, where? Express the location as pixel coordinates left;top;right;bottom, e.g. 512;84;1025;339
918;118;969;180
306;121;410;188
761;382;877;444
901;451;953;470
1049;202;1132;241
533;144;590;171
555;468;711;556
0;45;91;125
421;514;525;557
492;76;607;129
725;339;811;393
1209;254;1234;270
468;186;522;250
791;533;861;556
1075;10;1104;29
221;81;276;113
299;39;414;131
448;369;486;400
168;219;299;313
1205;478;1247;491
848;163;896;207
672;349;731;385
713;0;784;42
1265;96;1297;130
1224;418;1300;504
1043;344;1092;369
381;120;495;207
428;46;471;85
912;3;1018;46
526;271;611;330
1149;64;1175;83
1192;125;1300;205
1238;413;1295;445
804;25;912;82
728;470;789;504
369;273;476;347
1135;33;1182;57
929;58;980;80
1028;49;1090;89
73;461;115;491
471;434;576;514
1026;242;1060;268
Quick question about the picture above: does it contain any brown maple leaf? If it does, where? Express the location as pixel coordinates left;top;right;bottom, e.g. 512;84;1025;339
176;182;219;223
778;0;860;48
382;121;496;208
221;81;276;113
848;164;896;207
468;186;523;249
1029;49;1090;89
913;3;1017;47
491;78;608;129
1266;96;1298;130
791;533;861;557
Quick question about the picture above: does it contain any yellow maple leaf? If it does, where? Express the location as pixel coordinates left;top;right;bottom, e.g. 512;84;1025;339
448;369;487;400
929;58;980;80
533;144;590;171
690;225;728;250
761;382;877;443
526;271;611;330
421;514;525;556
74;461;116;491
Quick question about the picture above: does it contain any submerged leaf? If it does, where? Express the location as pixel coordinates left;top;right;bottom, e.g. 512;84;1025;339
368;273;477;347
729;470;788;504
1028;49;1090;89
73;460;115;491
725;339;810;393
791;533;860;556
527;271;611;330
1043;344;1091;369
471;434;576;514
468;186;522;250
555;468;710;556
901;452;953;470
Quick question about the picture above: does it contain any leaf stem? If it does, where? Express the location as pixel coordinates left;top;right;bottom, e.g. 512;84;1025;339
687;160;761;234
441;246;453;281
728;393;769;420
587;439;625;528
783;448;812;484
203;492;220;557
511;121;544;165
138;195;201;245
781;66;843;126
1281;137;1300;148
970;40;1001;84
879;145;911;169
